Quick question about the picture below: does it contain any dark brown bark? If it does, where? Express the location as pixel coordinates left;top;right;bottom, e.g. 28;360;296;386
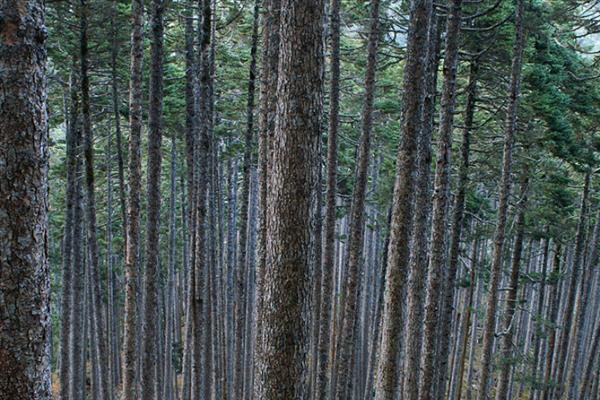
375;1;433;398
0;2;51;397
477;0;526;396
253;0;324;397
334;1;380;398
316;0;341;397
418;2;463;398
123;0;144;398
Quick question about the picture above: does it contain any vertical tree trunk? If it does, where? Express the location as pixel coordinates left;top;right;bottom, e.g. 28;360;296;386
141;0;165;398
253;0;324;397
495;175;529;400
0;2;50;396
234;1;259;393
375;1;433;398
477;0;526;396
123;0;144;398
60;71;79;400
316;0;341;397
418;2;463;397
554;172;591;399
436;57;479;400
579;315;600;399
79;2;110;398
402;12;439;400
334;1;380;398
542;243;562;400
253;0;280;395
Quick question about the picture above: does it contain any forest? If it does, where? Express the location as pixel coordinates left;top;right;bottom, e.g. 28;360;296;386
1;0;600;399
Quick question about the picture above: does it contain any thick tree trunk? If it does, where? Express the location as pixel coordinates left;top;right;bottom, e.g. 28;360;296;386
315;0;341;398
334;1;380;398
418;2;463;397
375;1;433;398
123;0;144;397
0;2;50;396
253;0;324;397
477;0;525;396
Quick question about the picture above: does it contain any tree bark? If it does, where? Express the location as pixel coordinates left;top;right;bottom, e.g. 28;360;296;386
253;0;324;397
0;2;51;396
375;1;433;398
334;1;380;398
477;0;526;396
316;0;341;397
123;0;144;398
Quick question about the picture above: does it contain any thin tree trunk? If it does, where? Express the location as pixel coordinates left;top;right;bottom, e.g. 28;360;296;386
60;71;80;400
554;172;591;399
0;3;51;394
335;1;380;398
80;2;110;398
542;243;562;400
579;313;600;399
375;1;433;398
495;175;529;400
253;0;324;397
477;0;526;396
316;0;341;397
419;2;463;397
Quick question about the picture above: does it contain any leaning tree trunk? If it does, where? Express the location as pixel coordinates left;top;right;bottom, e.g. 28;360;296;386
0;2;51;397
79;2;110;398
477;0;525;397
334;1;380;398
315;0;341;397
418;2;463;398
375;1;433;398
123;0;144;398
253;0;324;397
554;172;591;399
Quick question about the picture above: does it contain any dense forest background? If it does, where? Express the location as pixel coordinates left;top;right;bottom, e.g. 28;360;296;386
1;0;600;399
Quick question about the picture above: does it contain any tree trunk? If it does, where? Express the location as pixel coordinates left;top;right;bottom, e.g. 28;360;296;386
418;2;463;397
375;1;433;398
477;0;525;396
315;0;341;397
79;2;110;398
495;175;529;400
60;70;80;400
554;171;591;399
253;0;324;397
334;1;380;398
542;243;562;400
123;0;144;398
0;2;50;396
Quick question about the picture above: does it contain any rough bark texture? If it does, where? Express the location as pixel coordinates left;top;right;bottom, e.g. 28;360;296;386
375;1;433;398
123;0;144;398
0;2;51;397
477;0;525;396
401;13;439;400
253;0;324;397
316;0;340;397
418;3;462;398
334;1;380;398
